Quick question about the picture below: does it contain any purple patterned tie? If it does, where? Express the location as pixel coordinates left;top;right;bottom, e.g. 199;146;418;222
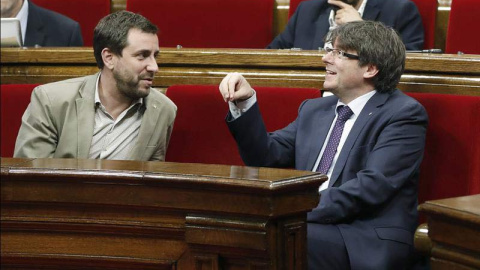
316;105;353;174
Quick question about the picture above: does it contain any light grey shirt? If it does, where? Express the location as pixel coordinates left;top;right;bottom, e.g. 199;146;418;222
88;74;145;160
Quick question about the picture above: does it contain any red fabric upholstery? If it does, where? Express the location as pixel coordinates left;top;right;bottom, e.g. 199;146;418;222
165;85;321;165
288;0;305;18
407;93;480;203
126;0;274;48
410;0;437;49
32;0;111;46
445;0;480;54
0;84;38;157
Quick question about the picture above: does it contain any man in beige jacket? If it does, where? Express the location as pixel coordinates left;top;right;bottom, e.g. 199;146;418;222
14;11;177;161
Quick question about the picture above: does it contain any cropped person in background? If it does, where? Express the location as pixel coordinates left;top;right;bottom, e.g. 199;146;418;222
14;11;177;161
1;0;83;46
268;0;424;50
220;21;428;269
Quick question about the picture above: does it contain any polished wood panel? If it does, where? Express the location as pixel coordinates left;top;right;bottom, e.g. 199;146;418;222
1;158;326;269
2;47;480;96
416;195;480;270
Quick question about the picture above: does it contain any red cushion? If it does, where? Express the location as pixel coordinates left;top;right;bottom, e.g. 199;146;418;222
410;0;437;49
1;84;38;157
165;85;320;165
288;0;305;18
445;0;480;54
126;0;274;48
32;0;111;46
407;92;480;203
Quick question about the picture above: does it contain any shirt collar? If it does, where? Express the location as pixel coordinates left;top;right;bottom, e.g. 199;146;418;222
16;0;29;44
94;72;144;108
336;89;376;117
357;0;368;16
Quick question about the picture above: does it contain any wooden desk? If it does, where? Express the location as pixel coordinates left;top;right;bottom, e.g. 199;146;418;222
418;195;480;270
2;47;479;96
0;158;326;270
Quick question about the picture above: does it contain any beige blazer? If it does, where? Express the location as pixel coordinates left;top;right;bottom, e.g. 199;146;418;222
14;73;177;161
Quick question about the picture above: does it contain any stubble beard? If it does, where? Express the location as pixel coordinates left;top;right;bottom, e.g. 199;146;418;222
113;70;150;100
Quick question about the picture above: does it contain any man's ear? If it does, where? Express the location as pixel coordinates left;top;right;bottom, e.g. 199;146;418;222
101;48;116;70
363;64;379;79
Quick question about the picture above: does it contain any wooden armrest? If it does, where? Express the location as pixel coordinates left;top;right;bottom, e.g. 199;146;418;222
414;223;432;256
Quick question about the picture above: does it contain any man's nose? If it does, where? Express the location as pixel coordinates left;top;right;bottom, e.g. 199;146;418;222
146;55;159;73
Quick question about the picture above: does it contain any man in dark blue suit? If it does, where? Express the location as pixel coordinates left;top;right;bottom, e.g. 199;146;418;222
219;21;428;269
1;0;83;46
268;0;424;50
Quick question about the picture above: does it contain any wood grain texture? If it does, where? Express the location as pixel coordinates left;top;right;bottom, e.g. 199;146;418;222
1;157;326;269
418;195;480;269
2;47;479;96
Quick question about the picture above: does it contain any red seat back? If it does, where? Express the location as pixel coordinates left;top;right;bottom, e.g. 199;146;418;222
126;0;274;49
288;0;305;18
410;0;437;49
165;85;320;165
1;84;38;157
32;0;111;46
445;0;480;54
407;93;480;203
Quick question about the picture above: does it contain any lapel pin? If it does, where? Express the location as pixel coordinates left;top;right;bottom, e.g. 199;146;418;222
369;112;373;116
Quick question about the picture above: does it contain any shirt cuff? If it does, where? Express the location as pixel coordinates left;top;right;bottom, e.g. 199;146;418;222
228;91;257;119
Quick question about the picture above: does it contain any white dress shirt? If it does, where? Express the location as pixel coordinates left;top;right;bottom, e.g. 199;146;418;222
313;90;376;191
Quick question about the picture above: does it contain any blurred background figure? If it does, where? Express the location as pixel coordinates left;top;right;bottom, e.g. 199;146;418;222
1;0;83;46
268;0;424;50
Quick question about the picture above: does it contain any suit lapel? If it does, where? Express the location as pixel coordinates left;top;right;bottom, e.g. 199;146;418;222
128;91;161;160
312;4;333;49
24;3;45;46
76;74;98;158
305;101;337;171
362;0;381;21
328;91;390;187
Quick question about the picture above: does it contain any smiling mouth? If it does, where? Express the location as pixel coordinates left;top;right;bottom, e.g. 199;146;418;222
326;69;337;75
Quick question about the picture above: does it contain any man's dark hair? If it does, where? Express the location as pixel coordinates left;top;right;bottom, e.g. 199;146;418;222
326;21;406;93
93;11;158;69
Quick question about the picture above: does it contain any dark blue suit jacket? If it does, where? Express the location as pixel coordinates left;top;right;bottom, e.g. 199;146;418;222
24;1;83;47
268;0;424;50
227;90;428;269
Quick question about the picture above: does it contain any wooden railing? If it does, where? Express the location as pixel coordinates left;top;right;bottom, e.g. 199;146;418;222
1;157;327;269
2;47;480;96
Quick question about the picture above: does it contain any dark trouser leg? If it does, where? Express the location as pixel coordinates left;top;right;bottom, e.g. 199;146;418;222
307;223;350;270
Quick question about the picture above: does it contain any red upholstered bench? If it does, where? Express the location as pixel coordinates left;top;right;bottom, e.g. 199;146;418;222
126;0;274;48
407;92;480;204
165;85;321;165
0;84;38;157
3;84;479;205
32;0;111;46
